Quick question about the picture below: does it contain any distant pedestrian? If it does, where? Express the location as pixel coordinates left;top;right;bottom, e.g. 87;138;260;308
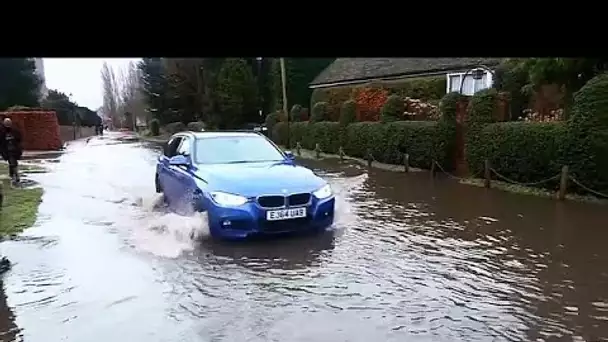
0;118;23;184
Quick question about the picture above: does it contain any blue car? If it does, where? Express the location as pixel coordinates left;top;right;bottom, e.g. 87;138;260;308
155;131;335;240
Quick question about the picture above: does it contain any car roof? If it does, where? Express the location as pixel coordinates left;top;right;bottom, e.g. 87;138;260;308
173;131;264;139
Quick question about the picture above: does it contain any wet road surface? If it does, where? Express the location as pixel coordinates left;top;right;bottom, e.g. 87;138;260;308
1;133;608;341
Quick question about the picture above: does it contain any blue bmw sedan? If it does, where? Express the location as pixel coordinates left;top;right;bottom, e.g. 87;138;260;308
155;131;335;240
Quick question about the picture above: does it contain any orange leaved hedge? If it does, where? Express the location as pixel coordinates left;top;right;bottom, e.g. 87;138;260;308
353;86;388;122
0;111;62;150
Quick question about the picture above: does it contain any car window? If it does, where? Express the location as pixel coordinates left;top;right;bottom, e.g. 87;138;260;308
165;137;183;157
177;137;192;156
194;136;284;164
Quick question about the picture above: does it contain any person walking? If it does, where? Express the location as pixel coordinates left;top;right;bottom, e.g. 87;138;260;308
0;118;23;185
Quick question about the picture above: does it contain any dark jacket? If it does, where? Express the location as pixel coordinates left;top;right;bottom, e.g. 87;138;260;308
0;126;23;160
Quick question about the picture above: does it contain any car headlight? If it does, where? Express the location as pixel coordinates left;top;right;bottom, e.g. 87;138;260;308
210;191;248;206
313;184;332;199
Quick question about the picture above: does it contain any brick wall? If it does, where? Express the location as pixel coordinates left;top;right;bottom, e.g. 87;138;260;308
0;111;62;150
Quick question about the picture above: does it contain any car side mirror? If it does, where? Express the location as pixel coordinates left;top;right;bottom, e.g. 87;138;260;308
284;151;295;160
169;154;190;166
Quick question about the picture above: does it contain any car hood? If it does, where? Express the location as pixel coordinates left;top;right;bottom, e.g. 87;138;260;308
195;161;326;197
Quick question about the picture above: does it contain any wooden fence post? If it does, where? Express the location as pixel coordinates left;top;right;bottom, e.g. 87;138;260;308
315;143;321;159
558;165;569;200
484;159;491;188
0;180;3;212
404;153;410;173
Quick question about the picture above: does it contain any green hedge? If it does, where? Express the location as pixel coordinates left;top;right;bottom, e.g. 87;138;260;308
272;121;341;152
273;120;445;169
477;122;566;186
344;121;444;168
565;73;608;192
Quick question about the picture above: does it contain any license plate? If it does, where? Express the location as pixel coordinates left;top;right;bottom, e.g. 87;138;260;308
266;207;307;221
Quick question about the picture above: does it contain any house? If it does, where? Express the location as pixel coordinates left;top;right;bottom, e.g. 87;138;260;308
309;58;503;96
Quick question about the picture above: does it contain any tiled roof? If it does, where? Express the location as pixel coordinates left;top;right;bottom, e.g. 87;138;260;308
310;58;503;86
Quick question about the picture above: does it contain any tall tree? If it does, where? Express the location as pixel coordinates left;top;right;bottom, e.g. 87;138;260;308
269;58;335;111
101;62;121;127
164;58;210;123
138;58;176;124
0;58;41;110
118;61;146;125
216;58;258;128
41;89;77;125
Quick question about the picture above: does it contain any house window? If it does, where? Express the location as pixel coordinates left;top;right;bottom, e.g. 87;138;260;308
446;69;493;96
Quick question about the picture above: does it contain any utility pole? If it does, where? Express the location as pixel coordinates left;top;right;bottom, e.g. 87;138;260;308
280;58;289;147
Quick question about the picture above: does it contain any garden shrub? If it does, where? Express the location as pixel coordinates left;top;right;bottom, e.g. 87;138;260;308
271;121;309;148
344;121;442;168
311;87;352;121
352;86;388;122
339;100;357;126
265;112;281;136
164;121;187;134
290;104;304;122
304;122;342;153
310;102;329;123
465;88;498;174
478;122;566;187
149;119;160;136
565;73;608;192
380;95;404;123
388;76;446;101
436;92;463;170
186;121;206;131
310;77;447;120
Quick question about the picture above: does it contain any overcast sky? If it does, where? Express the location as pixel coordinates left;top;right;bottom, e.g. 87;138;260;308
43;58;141;110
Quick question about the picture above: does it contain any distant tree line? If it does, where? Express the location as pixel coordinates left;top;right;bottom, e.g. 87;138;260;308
135;58;334;129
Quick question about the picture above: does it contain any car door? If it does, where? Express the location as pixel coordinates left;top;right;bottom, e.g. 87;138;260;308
171;136;197;214
158;136;183;204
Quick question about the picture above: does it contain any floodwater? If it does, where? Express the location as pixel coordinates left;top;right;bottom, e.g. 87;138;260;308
1;133;608;341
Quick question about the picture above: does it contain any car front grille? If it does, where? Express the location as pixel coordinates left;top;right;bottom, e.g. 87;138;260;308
287;193;311;206
257;193;311;208
257;195;285;208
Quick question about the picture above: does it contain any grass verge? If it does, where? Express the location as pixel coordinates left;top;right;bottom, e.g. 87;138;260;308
0;162;45;237
0;181;43;237
460;178;608;205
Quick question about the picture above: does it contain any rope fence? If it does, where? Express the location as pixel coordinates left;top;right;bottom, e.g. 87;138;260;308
292;141;608;201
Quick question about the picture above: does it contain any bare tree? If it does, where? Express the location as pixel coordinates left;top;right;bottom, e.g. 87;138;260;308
101;62;120;128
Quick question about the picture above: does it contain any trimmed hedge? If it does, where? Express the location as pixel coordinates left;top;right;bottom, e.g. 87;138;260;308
465;88;498;175
164;122;187;134
339;100;357;126
565;73;608;192
478;122;566;185
273;119;447;170
186;121;206;131
344;121;444;168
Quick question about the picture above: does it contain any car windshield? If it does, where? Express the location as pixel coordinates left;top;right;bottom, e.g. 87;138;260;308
194;135;285;164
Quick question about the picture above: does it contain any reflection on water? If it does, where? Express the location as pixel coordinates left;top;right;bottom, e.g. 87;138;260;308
0;133;607;341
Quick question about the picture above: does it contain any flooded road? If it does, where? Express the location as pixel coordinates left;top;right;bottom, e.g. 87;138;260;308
2;133;608;341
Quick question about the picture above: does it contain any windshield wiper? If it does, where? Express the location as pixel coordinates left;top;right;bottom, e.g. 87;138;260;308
223;159;283;164
224;160;251;164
